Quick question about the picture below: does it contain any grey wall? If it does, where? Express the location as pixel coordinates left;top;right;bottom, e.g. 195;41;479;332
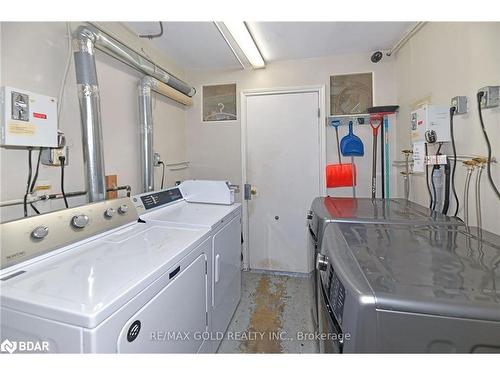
0;22;190;222
395;22;500;235
185;52;398;201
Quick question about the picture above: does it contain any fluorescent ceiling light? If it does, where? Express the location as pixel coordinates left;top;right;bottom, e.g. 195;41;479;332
224;22;265;69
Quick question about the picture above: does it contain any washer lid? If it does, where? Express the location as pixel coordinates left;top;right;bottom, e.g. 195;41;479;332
140;201;241;229
311;197;463;225
0;223;209;328
327;223;500;321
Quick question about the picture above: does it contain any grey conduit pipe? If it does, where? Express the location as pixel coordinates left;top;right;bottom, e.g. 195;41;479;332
139;79;155;192
138;76;193;192
74;27;107;202
73;25;196;200
84;24;196;97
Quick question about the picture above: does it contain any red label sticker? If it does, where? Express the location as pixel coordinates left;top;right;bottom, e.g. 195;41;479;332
33;112;47;119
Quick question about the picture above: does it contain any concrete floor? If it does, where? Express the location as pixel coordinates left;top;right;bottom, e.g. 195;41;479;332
218;271;319;353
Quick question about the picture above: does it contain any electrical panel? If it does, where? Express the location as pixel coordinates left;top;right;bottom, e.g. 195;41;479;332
411;104;451;144
1;86;58;147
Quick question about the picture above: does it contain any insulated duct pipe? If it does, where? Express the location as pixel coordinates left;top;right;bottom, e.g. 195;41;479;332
138;76;193;192
73;24;196;201
84;24;196;97
74;27;107;202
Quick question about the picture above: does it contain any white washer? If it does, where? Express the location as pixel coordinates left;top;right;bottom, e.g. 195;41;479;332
132;180;242;352
1;197;212;353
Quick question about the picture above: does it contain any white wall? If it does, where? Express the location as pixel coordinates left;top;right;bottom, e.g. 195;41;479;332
395;22;500;235
185;53;398;201
0;22;190;222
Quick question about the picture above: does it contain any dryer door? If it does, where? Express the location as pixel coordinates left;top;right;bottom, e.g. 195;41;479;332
212;215;242;344
117;252;208;353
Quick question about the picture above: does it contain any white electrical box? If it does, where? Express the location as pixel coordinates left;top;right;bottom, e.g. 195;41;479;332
411;104;450;144
1;86;58;147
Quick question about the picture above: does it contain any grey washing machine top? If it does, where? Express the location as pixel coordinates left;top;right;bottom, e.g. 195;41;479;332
310;197;463;225
308;198;463;250
327;222;500;322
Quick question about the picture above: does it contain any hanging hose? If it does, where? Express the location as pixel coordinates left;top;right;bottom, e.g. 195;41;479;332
431;166;438;211
29;149;42;215
442;161;451;215
463;161;475;227
59;156;69;208
477;92;500;200
431;143;443;211
425;144;433;209
475;163;483;234
449;107;460;216
159;161;165;190
402;150;412;200
23;148;33;217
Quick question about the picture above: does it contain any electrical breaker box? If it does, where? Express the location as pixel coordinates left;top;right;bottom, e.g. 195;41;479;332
410;104;450;144
1;86;58;147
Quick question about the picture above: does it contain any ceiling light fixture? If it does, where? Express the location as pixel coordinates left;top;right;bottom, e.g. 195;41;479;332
223;22;265;69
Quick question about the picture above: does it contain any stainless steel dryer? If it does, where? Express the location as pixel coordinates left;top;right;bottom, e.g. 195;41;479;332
307;197;463;331
317;223;500;353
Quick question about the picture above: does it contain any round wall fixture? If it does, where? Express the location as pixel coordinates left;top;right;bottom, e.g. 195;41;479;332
371;51;383;63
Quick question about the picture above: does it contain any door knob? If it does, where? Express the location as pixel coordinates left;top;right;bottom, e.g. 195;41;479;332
250;186;257;195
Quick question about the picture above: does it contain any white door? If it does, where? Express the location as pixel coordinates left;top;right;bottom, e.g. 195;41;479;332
243;89;323;274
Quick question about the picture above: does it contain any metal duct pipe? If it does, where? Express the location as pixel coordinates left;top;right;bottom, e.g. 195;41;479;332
73;27;107;202
73;24;196;200
84;24;196;97
139;78;155;192
138;76;193;192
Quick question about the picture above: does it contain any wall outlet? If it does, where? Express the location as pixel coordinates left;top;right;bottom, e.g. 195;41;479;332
153;152;161;166
41;145;68;166
450;96;468;114
478;86;499;109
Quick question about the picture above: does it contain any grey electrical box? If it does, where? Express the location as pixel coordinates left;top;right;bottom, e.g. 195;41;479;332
451;96;468;115
478;86;499;109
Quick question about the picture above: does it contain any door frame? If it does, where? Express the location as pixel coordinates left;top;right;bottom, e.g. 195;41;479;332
240;85;327;270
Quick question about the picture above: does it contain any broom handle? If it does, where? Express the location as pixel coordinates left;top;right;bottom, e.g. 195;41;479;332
372;133;378;199
335;126;342;163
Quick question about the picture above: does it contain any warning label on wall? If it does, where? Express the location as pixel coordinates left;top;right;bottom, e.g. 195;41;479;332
7;122;36;136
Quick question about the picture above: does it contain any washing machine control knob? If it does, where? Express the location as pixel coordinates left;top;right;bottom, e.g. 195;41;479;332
71;214;89;229
31;225;49;240
104;208;116;218
118;205;128;215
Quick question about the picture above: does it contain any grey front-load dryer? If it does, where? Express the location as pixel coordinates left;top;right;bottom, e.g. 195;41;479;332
318;223;500;353
307;197;463;333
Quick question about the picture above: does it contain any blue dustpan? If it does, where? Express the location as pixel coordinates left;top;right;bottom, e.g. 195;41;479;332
340;121;364;157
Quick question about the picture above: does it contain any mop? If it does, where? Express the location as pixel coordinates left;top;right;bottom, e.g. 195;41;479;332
367;106;399;199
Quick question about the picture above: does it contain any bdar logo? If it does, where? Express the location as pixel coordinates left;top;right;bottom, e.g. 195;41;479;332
1;339;17;354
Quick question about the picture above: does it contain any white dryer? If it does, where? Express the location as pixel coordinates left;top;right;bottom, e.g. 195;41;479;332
0;197;212;353
132;180;242;352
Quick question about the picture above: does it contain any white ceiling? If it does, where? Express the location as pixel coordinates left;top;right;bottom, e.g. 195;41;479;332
126;22;415;70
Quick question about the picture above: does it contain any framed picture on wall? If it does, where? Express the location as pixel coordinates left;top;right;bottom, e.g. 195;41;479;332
202;83;237;122
330;72;373;115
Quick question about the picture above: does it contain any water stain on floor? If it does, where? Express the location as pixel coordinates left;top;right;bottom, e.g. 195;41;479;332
218;271;318;354
240;275;287;353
